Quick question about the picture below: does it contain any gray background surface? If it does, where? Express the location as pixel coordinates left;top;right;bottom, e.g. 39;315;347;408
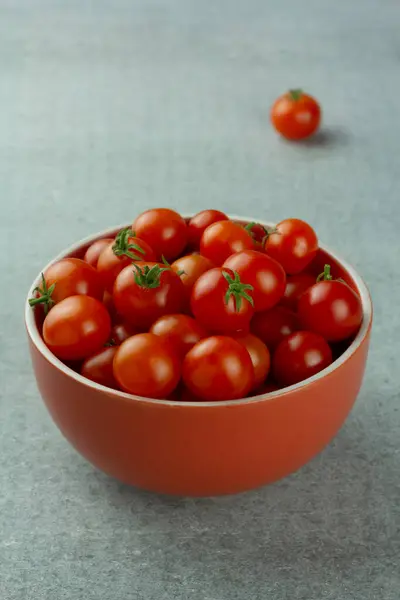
1;1;399;598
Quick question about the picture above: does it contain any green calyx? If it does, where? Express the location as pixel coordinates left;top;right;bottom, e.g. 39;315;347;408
244;222;277;245
28;273;55;314
133;263;170;289
112;227;146;261
288;89;303;101
222;270;254;312
316;264;333;282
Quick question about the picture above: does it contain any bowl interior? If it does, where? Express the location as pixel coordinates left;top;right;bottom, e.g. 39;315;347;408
25;217;373;406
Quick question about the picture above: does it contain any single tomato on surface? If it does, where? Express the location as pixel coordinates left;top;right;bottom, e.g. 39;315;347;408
234;333;271;390
298;264;363;342
264;218;318;274
223;249;286;312
29;258;104;314
133;208;188;261
271;89;321;141
150;314;207;359
187;210;229;249
251;305;299;350
191;267;254;334
280;272;316;311
182;336;254;401
83;238;114;268
200;220;254;266
97;228;156;291
113;262;185;329
81;346;118;389
43;295;111;361
272;330;332;386
113;333;181;398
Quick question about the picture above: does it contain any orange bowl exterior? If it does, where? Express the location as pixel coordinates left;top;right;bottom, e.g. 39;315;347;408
25;218;372;496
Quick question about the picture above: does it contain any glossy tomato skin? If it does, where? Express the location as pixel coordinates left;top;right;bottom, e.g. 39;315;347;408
280;272;316;311
234;333;271;390
113;333;181;398
271;90;321;141
109;322;138;345
273;331;332;386
182;336;254;401
223;250;286;312
187;210;228;249
43;296;111;361
200;221;254;266
191;267;254;334
84;238;114;268
81;347;118;389
171;254;214;309
150;314;207;360
251;305;299;351
43;258;104;305
298;280;363;342
113;262;185;330
97;237;156;292
133;208;188;261
264;218;318;275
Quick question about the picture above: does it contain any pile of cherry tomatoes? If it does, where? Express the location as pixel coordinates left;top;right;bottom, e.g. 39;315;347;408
29;208;363;402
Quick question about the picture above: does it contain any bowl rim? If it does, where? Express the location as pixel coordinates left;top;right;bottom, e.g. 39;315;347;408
25;215;373;407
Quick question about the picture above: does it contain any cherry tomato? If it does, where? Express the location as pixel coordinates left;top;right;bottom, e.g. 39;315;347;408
270;89;321;141
223;250;286;312
191;267;254;334
235;333;270;390
133;208;188;261
244;222;269;246
298;264;363;342
97;228;156;291
29;258;104;314
264;218;318;274
109;322;138;345
113;262;185;330
182;336;254;401
280;272;316;311
81;347;118;389
200;220;254;266
187;210;228;249
171;254;214;308
272;331;332;386
83;238;114;268
251;306;299;350
43;295;111;361
102;290;118;322
150;314;207;359
113;333;180;398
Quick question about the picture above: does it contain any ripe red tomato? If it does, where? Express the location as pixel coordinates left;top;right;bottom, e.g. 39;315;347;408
264;218;318;274
187;210;228;249
171;254;214;308
244;222;269;246
270;89;321;141
235;333;270;390
83;238;114;268
97;228;156;291
298;265;363;342
150;314;207;359
29;258;104;314
43;296;111;360
273;331;332;386
81;347;118;389
280;272;316;311
251;306;299;350
113;333;180;398
200;220;254;266
182;336;254;401
109;322;138;345
133;208;188;261
191;267;254;334
223;250;286;312
113;262;185;329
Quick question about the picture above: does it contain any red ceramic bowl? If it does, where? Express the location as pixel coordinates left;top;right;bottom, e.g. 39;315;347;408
25;217;373;496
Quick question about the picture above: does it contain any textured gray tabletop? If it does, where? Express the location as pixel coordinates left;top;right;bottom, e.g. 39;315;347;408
1;1;399;599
